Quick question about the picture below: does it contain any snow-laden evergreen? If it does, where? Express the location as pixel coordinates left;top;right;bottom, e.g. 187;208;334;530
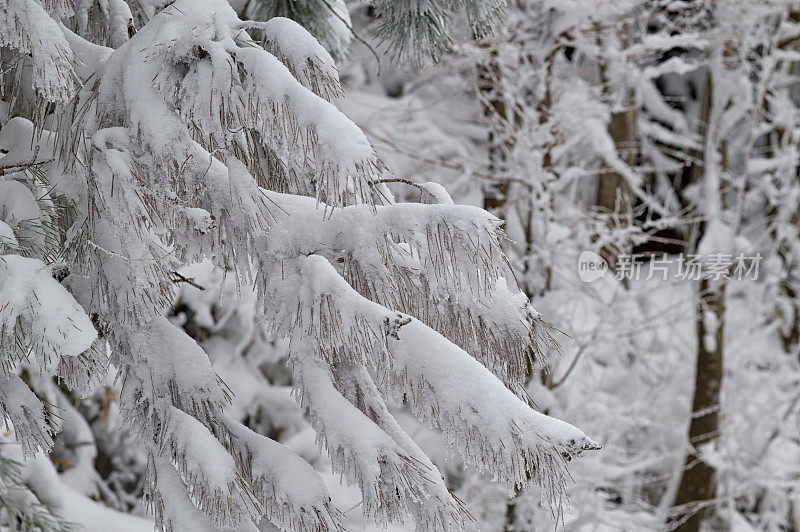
0;0;598;529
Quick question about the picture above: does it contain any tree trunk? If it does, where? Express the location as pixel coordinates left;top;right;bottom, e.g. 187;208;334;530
596;87;637;272
672;277;726;531
477;47;511;213
671;67;721;532
595;22;637;268
595;91;637;215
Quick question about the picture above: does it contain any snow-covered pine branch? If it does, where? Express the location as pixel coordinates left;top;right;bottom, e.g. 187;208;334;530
0;450;78;531
0;254;100;456
59;1;383;211
292;355;468;529
243;0;353;62
371;0;507;62
258;190;552;387
292;255;599;511
242;17;344;101
243;0;508;63
0;0;78;104
67;0;134;48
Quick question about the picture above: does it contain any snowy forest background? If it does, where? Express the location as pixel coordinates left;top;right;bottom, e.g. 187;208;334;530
1;0;799;531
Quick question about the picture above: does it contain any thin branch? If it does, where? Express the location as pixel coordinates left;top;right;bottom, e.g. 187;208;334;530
170;271;205;291
373;177;423;189
549;344;587;390
361;125;533;187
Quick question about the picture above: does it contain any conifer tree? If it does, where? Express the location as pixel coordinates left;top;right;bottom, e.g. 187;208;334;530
0;0;598;529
